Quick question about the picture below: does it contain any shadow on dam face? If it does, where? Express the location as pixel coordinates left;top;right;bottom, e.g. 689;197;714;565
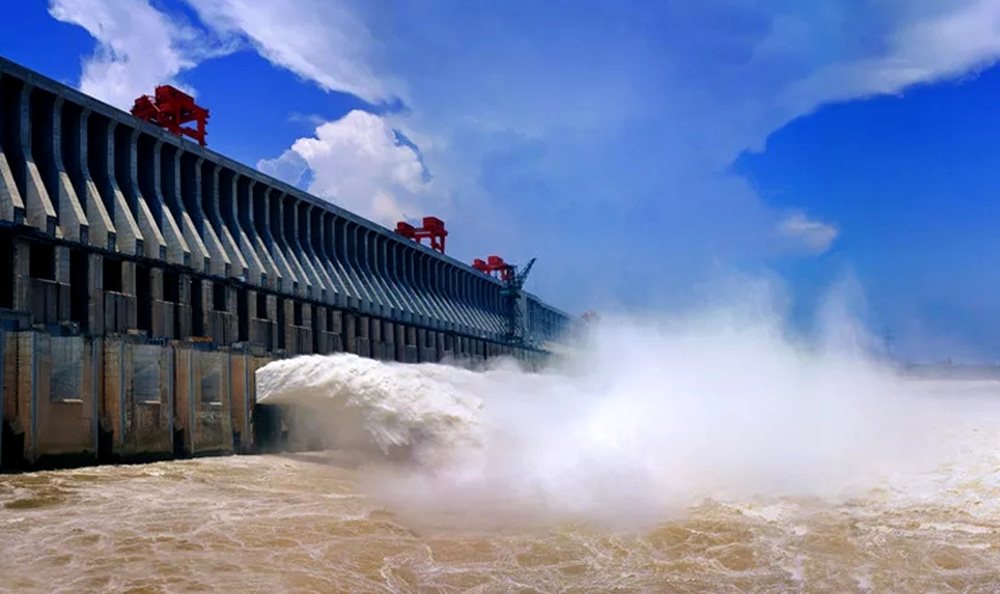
251;403;330;454
252;404;286;453
1;419;26;471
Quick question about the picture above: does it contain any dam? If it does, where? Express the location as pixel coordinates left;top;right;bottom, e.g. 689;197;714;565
0;55;577;471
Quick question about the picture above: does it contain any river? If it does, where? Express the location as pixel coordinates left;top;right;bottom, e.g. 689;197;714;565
3;316;1000;592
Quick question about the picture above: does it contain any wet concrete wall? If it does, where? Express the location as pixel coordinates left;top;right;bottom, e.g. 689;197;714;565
0;331;250;468
0;325;543;470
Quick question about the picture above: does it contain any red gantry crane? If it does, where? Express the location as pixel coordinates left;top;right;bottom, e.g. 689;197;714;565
395;216;448;254
472;255;516;282
130;85;210;147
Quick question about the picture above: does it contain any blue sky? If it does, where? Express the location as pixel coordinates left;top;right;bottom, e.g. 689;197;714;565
4;0;1000;362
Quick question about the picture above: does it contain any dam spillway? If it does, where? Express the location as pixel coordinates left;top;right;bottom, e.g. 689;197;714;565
0;56;578;470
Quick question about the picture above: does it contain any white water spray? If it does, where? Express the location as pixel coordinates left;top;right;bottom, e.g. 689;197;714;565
255;282;991;529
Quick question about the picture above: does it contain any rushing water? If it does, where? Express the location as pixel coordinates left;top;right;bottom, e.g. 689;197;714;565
4;308;1000;593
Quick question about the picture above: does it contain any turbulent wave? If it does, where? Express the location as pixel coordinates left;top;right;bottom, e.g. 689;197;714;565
255;354;496;465
255;283;994;529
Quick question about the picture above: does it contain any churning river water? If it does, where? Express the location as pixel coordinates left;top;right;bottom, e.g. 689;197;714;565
4;315;1000;593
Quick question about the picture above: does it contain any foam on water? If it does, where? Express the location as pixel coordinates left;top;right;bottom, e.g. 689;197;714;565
255;284;1000;530
256;354;492;465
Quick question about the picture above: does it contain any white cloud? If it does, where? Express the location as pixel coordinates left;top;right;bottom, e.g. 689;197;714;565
777;211;839;255
257;110;432;227
181;0;398;104
776;0;1000;125
256;148;308;188
47;0;237;109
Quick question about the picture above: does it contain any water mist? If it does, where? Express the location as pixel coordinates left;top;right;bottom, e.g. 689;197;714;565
255;279;973;530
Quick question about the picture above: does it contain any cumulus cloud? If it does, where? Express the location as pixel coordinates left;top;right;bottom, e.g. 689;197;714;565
181;0;399;105
257;110;432;226
778;0;1000;120
777;211;838;255
256;148;309;189
47;0;237;109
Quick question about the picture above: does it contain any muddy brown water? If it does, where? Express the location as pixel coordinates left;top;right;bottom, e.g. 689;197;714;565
4;380;1000;593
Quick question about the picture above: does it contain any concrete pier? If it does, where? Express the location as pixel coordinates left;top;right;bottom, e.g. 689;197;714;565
0;56;577;470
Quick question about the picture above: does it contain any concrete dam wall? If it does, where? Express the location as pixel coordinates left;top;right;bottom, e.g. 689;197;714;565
0;56;578;470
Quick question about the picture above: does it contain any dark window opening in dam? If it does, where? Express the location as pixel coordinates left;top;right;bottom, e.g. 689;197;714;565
162;270;181;339
212;283;226;312
0;231;13;309
237;288;248;342
311;304;319;353
276;297;286;350
103;258;122;293
163;270;180;303
293;301;303;327
29;242;55;280
136;264;152;333
191;278;204;337
255;293;267;320
69;250;88;329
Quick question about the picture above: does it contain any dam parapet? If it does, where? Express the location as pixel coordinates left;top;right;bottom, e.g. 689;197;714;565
0;56;578;471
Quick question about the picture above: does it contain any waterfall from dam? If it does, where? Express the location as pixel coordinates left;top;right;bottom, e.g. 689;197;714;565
4;286;1000;592
253;295;975;529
